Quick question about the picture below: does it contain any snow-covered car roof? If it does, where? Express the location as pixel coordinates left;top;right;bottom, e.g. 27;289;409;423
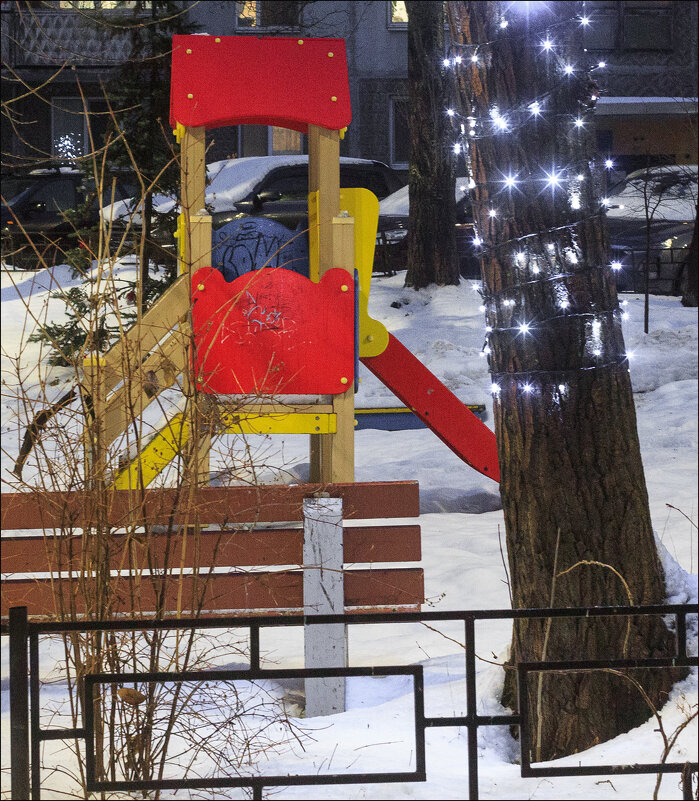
378;176;471;217
605;165;697;223
102;155;391;223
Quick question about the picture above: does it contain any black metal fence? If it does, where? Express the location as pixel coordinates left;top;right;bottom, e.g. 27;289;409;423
3;603;698;800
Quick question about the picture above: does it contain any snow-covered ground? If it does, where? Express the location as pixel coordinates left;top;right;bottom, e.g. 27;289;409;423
1;260;696;799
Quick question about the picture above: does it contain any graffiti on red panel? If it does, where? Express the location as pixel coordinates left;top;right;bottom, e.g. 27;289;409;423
191;267;354;395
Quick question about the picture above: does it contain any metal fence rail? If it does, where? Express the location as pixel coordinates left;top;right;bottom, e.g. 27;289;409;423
3;603;698;800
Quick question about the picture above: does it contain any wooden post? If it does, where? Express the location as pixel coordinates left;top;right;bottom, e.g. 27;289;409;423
307;125;355;482
179;125;211;487
303;496;346;717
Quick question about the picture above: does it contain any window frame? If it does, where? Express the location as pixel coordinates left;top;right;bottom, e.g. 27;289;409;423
387;0;408;30
234;0;302;31
583;1;674;52
389;96;409;171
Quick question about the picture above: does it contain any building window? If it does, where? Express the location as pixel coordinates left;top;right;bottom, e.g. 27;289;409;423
269;126;303;156
389;97;409;169
388;1;408;28
235;1;300;29
52;98;88;159
584;1;672;51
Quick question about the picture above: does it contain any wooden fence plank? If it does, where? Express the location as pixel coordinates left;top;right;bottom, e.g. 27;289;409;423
1;525;421;574
0;568;424;618
0;482;420;530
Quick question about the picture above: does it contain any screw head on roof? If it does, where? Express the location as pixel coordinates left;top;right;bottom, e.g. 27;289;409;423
340;377;348;384
298;39;304;44
187;93;193;99
341;284;348;292
197;283;205;291
331;96;337;102
215;37;221;43
186;48;192;54
328;52;334;57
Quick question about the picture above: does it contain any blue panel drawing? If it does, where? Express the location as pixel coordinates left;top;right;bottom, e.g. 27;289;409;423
212;218;310;281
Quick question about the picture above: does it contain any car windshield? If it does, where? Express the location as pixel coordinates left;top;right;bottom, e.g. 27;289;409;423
2;178;40;206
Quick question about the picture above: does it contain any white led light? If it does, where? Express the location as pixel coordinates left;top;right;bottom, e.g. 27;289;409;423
593;348;602;356
469;128;476;136
611;261;622;271
468;177;476;189
443;58;451;67
522;382;533;393
542;39;553;51
471;282;481;291
545;170;562;188
529;101;542;116
621;311;629;320
560;299;570;308
621;299;628;306
590;94;598;101
454;55;463;64
563;64;574;75
576;173;585;181
483;345;492;355
605;159;614;169
447;108;455;116
515;252;525;265
479;304;487;312
626;351;635;360
598;61;606;68
518;322;531;335
500;19;508;28
495;116;508;130
532;265;541;274
558;384;567;394
570;193;581;210
471;53;479;63
489;208;497;217
504;174;518;188
453;143;462;155
485;325;493;332
581;16;590;25
473;236;483;247
491;383;501;395
575;117;584;128
602;197;610;206
592;320;602;334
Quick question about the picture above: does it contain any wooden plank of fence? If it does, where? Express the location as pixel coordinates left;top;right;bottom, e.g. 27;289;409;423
0;568;424;618
0;525;421;573
0;482;420;530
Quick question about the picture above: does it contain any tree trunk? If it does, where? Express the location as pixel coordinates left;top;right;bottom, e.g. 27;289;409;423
448;1;681;761
405;0;459;289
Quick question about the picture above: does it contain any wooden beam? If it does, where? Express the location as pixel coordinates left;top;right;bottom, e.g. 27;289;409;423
1;568;424;618
1;481;420;530
1;525;421;574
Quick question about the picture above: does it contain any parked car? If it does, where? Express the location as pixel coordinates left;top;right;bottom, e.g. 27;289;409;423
376;178;480;277
1;165;136;268
105;155;404;278
605;165;697;292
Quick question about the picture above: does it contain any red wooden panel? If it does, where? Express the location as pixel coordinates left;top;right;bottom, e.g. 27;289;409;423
170;35;351;132
1;525;421;574
192;267;354;395
1;568;424;618
1;482;419;531
361;333;500;482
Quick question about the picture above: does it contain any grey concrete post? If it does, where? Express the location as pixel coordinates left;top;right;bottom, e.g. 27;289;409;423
303;495;346;717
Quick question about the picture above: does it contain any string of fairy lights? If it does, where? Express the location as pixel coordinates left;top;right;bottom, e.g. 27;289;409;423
443;3;634;400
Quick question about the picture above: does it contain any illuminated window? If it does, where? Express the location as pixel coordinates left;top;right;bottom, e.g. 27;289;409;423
388;1;408;27
236;1;300;29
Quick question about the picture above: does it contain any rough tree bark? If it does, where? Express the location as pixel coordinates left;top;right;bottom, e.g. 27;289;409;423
681;209;698;306
405;0;459;288
448;1;681;760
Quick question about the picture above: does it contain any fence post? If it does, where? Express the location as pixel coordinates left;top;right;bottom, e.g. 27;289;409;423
303;495;346;717
9;606;30;800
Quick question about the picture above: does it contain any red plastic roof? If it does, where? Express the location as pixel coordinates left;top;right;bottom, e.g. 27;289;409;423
170;35;351;132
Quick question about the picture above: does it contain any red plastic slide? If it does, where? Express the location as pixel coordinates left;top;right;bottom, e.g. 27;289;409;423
360;334;500;482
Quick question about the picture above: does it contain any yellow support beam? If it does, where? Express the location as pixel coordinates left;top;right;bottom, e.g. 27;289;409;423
221;412;336;435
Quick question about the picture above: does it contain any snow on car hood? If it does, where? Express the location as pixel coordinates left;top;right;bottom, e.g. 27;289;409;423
379;177;471;216
606;165;697;223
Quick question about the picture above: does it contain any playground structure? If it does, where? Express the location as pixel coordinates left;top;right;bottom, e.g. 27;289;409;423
105;33;498;490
